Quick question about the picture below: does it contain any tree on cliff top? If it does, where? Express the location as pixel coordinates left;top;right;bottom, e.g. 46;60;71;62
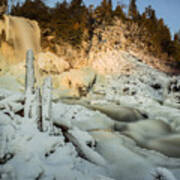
128;0;140;21
95;0;113;25
172;31;180;61
113;1;126;21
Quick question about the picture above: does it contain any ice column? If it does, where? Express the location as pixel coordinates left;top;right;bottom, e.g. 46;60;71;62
42;77;53;134
24;49;35;119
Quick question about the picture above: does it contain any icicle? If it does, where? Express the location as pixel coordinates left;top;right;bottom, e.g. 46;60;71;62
0;125;6;159
42;77;53;134
24;49;35;119
25;49;35;94
32;87;41;128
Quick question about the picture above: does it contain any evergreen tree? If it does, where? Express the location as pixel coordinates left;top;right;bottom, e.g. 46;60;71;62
11;0;50;24
95;0;113;25
174;30;180;42
128;0;139;21
0;0;8;15
144;5;157;26
172;30;180;61
113;4;126;20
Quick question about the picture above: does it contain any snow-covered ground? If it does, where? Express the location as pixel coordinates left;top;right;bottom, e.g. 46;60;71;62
0;51;180;180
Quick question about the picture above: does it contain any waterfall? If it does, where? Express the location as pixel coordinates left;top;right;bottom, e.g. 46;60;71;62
0;15;41;63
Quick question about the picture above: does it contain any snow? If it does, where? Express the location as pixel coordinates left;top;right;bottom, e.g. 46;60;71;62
67;128;107;166
151;167;176;180
0;75;24;92
52;102;114;131
0;50;180;180
0;115;108;180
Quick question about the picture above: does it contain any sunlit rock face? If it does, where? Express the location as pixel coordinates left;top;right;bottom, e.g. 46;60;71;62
37;52;70;74
88;50;135;75
0;15;41;63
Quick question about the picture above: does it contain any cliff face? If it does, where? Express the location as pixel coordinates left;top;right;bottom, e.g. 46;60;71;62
44;18;180;75
86;18;179;74
0;15;179;75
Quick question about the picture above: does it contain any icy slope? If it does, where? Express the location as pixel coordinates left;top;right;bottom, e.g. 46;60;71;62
0;50;180;180
0;90;111;180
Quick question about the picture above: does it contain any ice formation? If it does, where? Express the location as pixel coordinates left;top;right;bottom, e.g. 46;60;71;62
0;49;180;180
0;15;41;63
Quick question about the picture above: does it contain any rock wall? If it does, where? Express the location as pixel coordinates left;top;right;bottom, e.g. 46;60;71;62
47;18;179;75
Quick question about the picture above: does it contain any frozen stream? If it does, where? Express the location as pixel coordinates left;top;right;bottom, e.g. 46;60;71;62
0;51;180;180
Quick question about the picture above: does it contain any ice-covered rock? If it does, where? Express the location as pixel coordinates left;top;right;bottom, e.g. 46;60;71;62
53;67;96;97
89;50;135;74
66;128;107;166
52;102;114;131
0;75;23;92
37;51;70;74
